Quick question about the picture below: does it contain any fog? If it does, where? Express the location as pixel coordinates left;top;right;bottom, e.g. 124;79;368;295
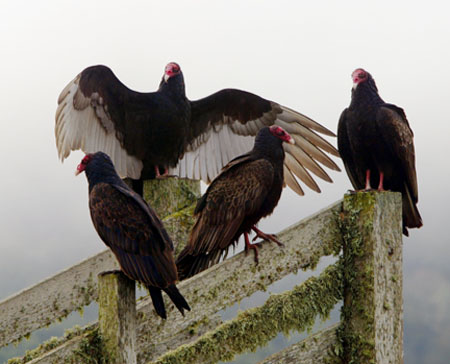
1;1;449;362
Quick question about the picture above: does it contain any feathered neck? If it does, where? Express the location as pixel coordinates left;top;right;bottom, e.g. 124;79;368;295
350;76;384;109
85;157;124;192
252;128;285;163
158;73;186;98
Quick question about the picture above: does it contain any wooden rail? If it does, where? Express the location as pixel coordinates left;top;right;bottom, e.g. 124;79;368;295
0;179;199;349
1;182;403;364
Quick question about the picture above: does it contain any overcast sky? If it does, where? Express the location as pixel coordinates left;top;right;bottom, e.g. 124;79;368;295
0;0;448;332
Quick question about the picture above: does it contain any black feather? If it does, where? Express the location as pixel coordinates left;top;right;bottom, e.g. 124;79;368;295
81;151;189;319
176;127;288;279
338;69;422;235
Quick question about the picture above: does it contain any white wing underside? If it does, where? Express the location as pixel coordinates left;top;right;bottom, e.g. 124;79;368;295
170;126;255;182
55;76;143;179
55;76;340;194
170;106;340;195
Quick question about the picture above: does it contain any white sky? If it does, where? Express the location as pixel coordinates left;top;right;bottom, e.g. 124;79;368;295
0;0;449;304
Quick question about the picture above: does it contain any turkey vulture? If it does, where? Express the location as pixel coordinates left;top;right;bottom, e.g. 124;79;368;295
56;62;340;195
338;68;423;236
76;151;190;319
176;125;293;280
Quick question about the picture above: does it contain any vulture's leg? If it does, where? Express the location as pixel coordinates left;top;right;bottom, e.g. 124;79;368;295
244;232;260;263
155;166;170;179
251;226;284;247
364;169;372;190
377;171;385;191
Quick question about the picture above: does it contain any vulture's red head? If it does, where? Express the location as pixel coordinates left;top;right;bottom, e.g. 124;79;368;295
269;125;295;144
75;153;94;175
164;62;181;82
352;68;369;89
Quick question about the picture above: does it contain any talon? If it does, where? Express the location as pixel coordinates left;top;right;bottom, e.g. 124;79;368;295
244;232;260;263
251;226;283;247
155;166;170;179
154;166;161;178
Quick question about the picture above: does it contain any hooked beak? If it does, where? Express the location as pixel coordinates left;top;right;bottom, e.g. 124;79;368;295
75;163;84;176
164;73;170;83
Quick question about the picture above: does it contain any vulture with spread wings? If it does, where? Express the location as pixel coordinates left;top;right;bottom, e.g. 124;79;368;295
76;152;190;319
56;62;340;195
338;68;422;236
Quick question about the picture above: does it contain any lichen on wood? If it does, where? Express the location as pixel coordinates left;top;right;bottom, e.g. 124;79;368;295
162;203;197;256
143;179;200;218
143;178;200;255
135;201;343;363
64;328;109;364
0;250;119;349
260;324;340;364
6;199;344;363
335;191;403;364
98;271;136;364
150;262;343;364
6;325;89;364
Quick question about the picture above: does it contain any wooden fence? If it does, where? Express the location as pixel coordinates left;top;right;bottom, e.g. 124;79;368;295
0;180;403;364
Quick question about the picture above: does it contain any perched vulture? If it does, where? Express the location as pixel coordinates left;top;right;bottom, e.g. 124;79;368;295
176;126;293;280
338;68;423;236
56;62;340;195
76;151;190;319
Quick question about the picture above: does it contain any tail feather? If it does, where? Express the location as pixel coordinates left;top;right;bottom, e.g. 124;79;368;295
163;284;191;316
402;186;423;236
176;249;223;280
148;286;166;319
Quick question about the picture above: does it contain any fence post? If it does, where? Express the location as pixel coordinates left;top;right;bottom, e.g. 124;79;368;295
144;179;200;255
340;191;403;364
98;270;137;364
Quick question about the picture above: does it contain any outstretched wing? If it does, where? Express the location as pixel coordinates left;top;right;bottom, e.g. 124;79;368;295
170;89;340;195
89;183;177;288
55;65;144;178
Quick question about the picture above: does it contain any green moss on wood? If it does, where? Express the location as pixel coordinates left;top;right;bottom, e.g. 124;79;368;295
143;179;200;218
65;328;109;364
162;202;197;256
333;192;378;364
151;262;343;364
143;178;200;256
6;325;93;364
97;271;136;364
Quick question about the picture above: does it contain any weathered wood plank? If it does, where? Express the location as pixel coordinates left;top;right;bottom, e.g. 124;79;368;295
0;179;199;350
150;262;343;364
98;271;137;364
143;179;200;256
10;200;343;363
258;324;339;364
339;191;403;364
0;250;119;348
26;336;87;364
135;200;343;363
8;326;95;364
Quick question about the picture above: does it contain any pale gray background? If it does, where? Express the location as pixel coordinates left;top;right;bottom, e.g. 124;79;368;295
1;1;449;363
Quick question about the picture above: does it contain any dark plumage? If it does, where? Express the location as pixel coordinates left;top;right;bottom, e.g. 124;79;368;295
76;152;190;319
338;68;423;235
56;62;340;196
176;126;292;280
